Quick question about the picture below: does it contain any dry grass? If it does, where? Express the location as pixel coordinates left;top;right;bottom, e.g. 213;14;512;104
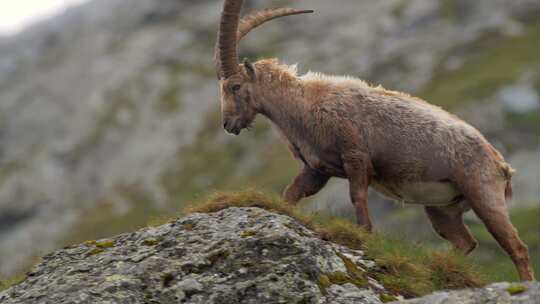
184;189;486;298
187;189;298;218
428;252;484;290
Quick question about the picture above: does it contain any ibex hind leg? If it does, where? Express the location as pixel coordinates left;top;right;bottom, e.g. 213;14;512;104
425;205;478;255
459;177;535;281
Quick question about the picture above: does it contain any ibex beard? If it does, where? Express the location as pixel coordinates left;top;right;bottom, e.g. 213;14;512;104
214;0;534;281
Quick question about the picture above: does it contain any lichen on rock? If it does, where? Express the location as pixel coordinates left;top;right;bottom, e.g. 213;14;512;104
0;207;389;304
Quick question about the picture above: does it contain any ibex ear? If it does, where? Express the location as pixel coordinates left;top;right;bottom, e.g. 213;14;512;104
243;58;257;81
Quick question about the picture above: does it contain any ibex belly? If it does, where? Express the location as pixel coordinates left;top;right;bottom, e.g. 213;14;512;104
297;145;347;177
309;158;347;178
371;180;461;206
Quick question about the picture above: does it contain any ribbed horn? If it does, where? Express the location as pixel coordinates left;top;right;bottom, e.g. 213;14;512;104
215;5;313;79
217;0;244;79
238;8;314;40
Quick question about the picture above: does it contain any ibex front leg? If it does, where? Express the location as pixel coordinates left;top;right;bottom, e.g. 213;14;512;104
283;166;330;205
344;152;373;232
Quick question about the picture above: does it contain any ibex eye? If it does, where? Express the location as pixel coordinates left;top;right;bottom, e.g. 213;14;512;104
232;84;241;92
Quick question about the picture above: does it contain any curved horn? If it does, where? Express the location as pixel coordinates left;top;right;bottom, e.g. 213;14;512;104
217;0;244;79
238;8;314;40
215;7;313;79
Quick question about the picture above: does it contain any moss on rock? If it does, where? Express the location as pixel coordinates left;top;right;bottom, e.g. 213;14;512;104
186;190;486;298
507;283;527;295
95;240;115;249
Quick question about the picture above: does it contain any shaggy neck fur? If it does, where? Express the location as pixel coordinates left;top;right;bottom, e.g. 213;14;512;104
251;59;307;142
251;58;374;143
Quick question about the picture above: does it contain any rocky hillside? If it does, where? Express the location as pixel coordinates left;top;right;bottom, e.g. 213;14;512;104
1;0;540;278
0;195;534;304
1;207;390;304
0;192;484;304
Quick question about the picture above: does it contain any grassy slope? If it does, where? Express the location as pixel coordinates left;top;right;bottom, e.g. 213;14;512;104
419;21;540;110
381;204;540;283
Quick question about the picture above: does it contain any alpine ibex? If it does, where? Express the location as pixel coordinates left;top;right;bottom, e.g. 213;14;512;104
214;0;534;281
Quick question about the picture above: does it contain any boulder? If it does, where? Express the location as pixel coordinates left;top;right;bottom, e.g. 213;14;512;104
0;207;390;304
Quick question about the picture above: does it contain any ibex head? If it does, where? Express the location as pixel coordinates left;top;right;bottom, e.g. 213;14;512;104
215;0;312;135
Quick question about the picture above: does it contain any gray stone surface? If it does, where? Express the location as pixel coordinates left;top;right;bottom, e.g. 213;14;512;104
0;207;388;304
4;207;539;304
396;282;540;304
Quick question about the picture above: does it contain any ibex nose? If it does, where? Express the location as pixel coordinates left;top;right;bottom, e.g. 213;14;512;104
223;118;241;135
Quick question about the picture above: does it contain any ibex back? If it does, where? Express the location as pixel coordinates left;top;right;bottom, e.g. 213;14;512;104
214;0;534;281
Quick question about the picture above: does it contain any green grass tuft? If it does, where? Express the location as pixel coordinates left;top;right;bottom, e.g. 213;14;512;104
337;252;369;287
240;230;257;238
507;283;527;295
317;274;332;295
95;240;115;249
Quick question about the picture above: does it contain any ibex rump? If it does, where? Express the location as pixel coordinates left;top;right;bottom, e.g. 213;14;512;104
214;0;534;281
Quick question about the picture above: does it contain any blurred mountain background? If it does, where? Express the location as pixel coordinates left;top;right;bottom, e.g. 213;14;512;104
0;0;539;282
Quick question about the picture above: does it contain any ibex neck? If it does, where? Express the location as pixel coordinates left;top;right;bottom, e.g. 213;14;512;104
253;61;309;140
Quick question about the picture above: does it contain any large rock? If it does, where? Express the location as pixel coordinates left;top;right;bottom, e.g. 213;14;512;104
0;207;389;304
397;282;540;304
